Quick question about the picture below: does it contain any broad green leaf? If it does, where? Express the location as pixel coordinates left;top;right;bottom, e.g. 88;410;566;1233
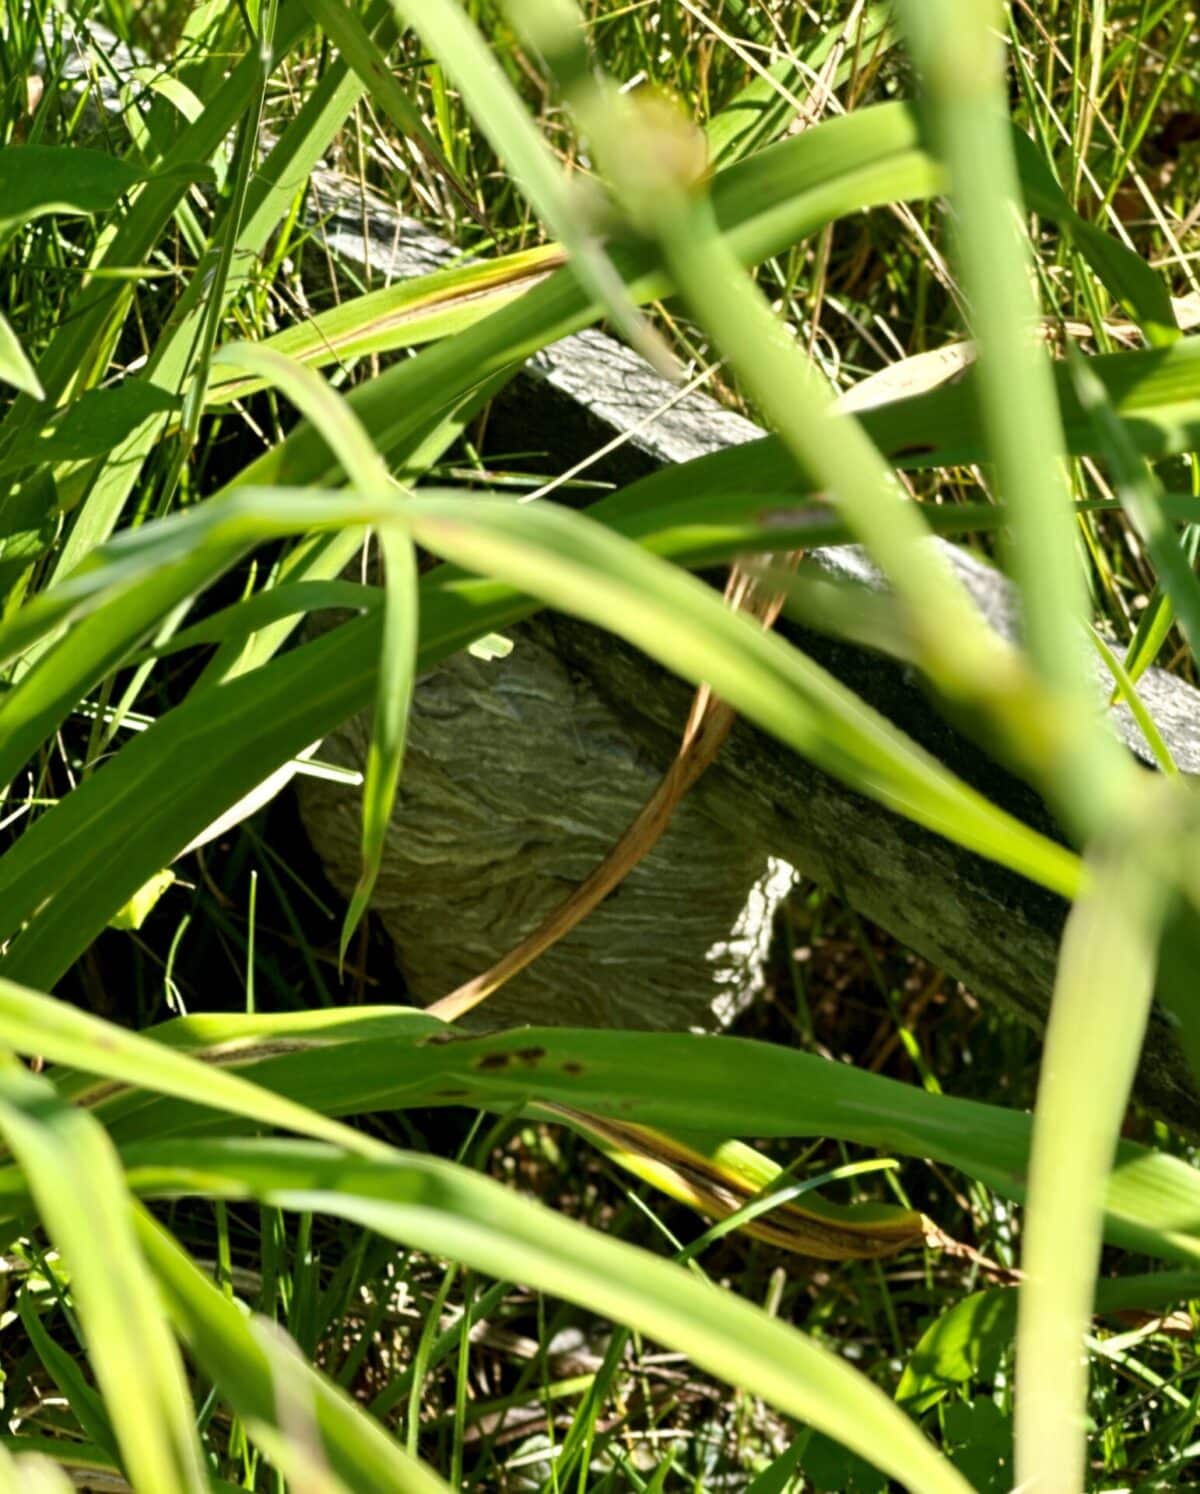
107;870;177;931
125;1137;971;1494
204;246;566;403
0;313;43;401
135;1211;449;1494
897;1272;1200;1415
0;384;180;477
0;1066;208;1493
1016;786;1176;1493
0;146;143;235
50;1009;1200;1267
0;978;392;1161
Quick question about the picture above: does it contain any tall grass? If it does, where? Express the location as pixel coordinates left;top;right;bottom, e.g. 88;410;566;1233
0;0;1198;1487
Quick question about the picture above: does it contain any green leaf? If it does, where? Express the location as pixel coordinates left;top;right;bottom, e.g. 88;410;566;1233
0;384;181;477
0;147;143;234
0;312;43;401
135;1211;449;1494
1010;127;1179;347
0;1066;209;1493
125;1137;971;1494
0;978;396;1161
897;1272;1200;1415
52;1009;1200;1267
1015;786;1176;1492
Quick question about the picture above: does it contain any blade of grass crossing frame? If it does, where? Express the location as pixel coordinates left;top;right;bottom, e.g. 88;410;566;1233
383;0;674;375
125;1138;972;1494
1016;786;1177;1493
1071;350;1200;671
0;488;1080;983
0;1066;209;1494
209;345;418;964
297;0;479;218
1088;626;1178;775
57;1008;1200;1268
339;521;417;964
135;1210;451;1494
892;0;1134;837
536;53;1054;764
0;977;392;1160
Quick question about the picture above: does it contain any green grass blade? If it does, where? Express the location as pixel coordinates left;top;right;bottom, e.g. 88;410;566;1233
126;1137;971;1494
52;1009;1200;1268
0;488;1080;982
45;4;383;579
298;0;475;214
0;3;313;441
204;246;566;402
135;1210;450;1494
0;1065;209;1494
1072;351;1200;672
0;977;391;1160
893;0;1134;836
0;312;44;401
0;145;147;235
386;0;671;374
340;522;417;962
1015;789;1176;1492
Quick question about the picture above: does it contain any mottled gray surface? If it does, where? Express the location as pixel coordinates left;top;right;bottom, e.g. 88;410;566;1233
298;617;792;1031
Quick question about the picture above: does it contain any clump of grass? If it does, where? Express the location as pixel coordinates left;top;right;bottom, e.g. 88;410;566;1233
0;1;1198;1490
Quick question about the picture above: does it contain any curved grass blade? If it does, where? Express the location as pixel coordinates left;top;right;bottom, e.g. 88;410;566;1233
0;1065;209;1494
299;0;474;211
1015;787;1177;1492
207;345;418;962
1072;350;1200;673
547;1104;923;1260
204;246;567;404
46;1008;1200;1268
0;978;394;1161
0;489;1080;982
135;1211;450;1494
124;1137;972;1494
383;0;672;375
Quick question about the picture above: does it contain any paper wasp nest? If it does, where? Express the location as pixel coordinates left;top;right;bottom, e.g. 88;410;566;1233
299;617;794;1030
